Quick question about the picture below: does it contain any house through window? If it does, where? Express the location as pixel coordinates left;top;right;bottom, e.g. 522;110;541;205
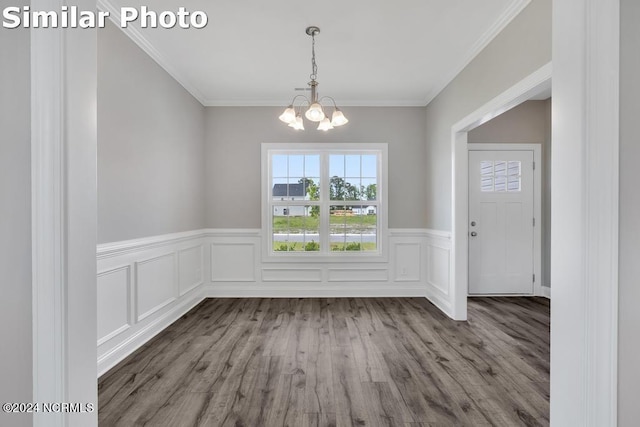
263;143;386;256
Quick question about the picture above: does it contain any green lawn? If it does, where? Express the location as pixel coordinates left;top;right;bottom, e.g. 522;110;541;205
273;241;377;252
273;214;377;231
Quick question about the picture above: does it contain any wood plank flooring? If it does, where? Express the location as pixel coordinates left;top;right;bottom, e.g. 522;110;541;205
98;297;550;426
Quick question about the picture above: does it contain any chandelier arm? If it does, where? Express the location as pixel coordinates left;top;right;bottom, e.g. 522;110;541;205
318;96;338;109
289;94;311;106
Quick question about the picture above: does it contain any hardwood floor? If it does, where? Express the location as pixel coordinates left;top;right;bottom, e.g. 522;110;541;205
98;297;550;427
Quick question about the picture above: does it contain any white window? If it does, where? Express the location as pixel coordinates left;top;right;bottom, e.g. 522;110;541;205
262;143;387;260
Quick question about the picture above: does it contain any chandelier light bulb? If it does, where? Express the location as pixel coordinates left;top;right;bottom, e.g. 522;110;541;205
305;103;325;122
331;109;349;126
317;117;333;131
292;114;305;130
279;105;296;124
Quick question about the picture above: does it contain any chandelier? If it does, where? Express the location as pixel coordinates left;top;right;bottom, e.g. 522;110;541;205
278;26;349;131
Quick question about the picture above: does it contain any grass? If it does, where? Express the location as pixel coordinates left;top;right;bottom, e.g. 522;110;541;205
273;214;377;231
273;241;377;252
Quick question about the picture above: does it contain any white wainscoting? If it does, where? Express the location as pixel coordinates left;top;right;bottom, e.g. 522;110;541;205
423;230;455;318
96;228;453;376
96;230;207;376
201;229;452;299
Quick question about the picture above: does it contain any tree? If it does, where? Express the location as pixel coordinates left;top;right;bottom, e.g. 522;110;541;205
330;176;346;201
299;178;320;218
345;182;360;201
364;183;377;201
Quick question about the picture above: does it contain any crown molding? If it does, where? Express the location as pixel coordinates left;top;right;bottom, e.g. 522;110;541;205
201;99;429;107
98;0;529;108
97;0;207;105
422;0;531;106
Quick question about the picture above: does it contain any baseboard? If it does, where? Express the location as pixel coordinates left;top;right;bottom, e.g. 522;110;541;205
425;286;453;317
202;283;426;298
541;285;551;299
98;289;205;377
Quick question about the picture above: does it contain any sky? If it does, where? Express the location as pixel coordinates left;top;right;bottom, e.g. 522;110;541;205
272;154;377;186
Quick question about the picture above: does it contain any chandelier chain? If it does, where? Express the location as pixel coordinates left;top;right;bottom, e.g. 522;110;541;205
310;32;318;81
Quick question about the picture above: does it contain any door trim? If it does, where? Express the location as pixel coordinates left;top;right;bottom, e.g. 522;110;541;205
450;62;551;321
467;144;542;297
31;0;98;425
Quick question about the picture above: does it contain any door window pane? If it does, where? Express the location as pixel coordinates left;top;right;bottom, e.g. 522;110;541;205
480;160;522;193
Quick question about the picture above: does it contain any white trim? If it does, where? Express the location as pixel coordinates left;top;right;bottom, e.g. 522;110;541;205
32;1;98;424
97;229;206;259
134;253;178;322
467;143;543;297
450;62;552;321
552;0;619;425
177;245;205;296
31;1;65;423
204;228;262;238
96;265;132;346
390;228;451;239
201;283;425;298
540;286;551;299
261;143;389;263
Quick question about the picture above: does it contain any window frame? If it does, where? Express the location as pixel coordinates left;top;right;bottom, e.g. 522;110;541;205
261;143;388;263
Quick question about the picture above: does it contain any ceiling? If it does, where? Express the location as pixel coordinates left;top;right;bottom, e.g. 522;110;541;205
98;0;530;107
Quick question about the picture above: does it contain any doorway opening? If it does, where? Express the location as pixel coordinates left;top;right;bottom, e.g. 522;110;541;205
449;62;551;320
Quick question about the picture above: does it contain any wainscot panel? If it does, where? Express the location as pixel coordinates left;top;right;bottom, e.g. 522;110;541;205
424;229;454;317
97;230;207;377
97;266;130;346
178;245;204;295
204;229;451;299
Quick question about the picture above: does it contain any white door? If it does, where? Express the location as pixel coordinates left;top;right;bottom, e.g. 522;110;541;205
468;150;534;294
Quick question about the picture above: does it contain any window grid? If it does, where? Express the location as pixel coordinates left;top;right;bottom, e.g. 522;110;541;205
480;160;522;193
268;149;381;255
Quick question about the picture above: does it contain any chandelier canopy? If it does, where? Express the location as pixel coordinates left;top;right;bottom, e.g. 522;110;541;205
279;26;349;131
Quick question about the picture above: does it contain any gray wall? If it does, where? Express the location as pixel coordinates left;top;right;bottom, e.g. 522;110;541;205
0;0;32;425
204;107;427;229
467;99;552;287
424;0;552;230
618;0;640;423
98;21;206;243
468;100;548;143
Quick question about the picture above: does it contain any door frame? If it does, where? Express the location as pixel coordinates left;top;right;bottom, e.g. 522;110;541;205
450;62;551;321
31;0;98;426
467;143;542;296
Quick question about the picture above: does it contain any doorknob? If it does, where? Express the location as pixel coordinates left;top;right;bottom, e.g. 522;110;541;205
470;231;478;237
